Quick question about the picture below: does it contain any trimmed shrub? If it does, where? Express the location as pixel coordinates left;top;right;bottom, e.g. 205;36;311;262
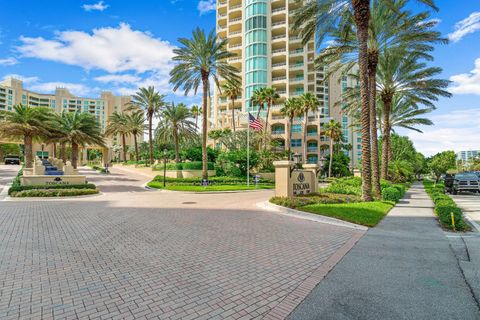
11;188;99;197
9;183;96;195
151;175;274;185
382;187;401;202
153;161;214;171
270;193;362;209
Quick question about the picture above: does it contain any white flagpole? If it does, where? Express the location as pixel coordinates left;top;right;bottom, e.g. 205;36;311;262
247;114;250;187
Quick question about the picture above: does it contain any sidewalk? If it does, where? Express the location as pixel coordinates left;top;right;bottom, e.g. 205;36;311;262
288;183;480;320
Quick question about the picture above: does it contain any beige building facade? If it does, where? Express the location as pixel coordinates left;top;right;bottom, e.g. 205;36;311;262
212;0;361;168
0;78;139;163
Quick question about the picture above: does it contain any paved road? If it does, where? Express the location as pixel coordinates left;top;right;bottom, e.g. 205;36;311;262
289;183;480;320
0;164;19;198
451;193;480;230
0;165;362;320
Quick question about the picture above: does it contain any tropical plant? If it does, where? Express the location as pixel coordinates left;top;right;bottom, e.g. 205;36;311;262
127;86;165;166
208;128;231;149
299;92;320;163
261;87;280;136
251;88;266;119
280;97;302;158
170;27;240;180
324;120;344;177
221;80;242;133
428;150;456;182
105;112;129;163
293;0;438;201
51;111;105;169
156;103;197;163
190;105;201;131
125;110;145;162
0;104;53;168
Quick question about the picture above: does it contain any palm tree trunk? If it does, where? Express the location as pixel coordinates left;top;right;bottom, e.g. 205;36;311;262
134;134;139;162
52;143;57;158
122;134;127;163
328;139;334;177
231;98;236;133
303;111;308;163
173;128;180;163
24;134;33;168
264;103;272;150
201;73;209;180
368;51;381;198
71;142;78;169
353;0;372;201
381;94;392;180
60;142;66;164
287;117;293;159
148;113;153;166
195;116;198;131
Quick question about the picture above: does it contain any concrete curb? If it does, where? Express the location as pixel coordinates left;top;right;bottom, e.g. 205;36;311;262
464;213;480;233
257;201;368;231
0;182;12;200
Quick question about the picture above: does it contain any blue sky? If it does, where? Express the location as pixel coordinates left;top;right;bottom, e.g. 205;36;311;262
0;0;479;156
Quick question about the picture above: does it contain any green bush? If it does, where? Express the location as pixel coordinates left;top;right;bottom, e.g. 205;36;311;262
153;161;214;171
8;183;97;195
151;175;274;186
270;193;362;209
11;188;99;197
382;187;401;202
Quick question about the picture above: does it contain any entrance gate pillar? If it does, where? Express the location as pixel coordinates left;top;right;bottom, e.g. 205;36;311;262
273;160;294;198
303;164;319;194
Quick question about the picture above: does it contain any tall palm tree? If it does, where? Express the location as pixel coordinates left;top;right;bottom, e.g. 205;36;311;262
280;97;302;159
0;104;53;168
251;88;266;119
125;110;145;162
376;49;451;179
324;120;344;178
383;96;434;133
105;112;130;163
156;103;197;163
293;0;438;201
299;93;320;163
127;87;165;166
52;111;105;169
170;28;239;180
262;87;280;135
221;80;242;133
190;105;202;131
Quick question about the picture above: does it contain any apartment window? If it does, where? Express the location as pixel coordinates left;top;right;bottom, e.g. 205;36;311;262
246;16;267;31
291;139;302;147
292;124;302;133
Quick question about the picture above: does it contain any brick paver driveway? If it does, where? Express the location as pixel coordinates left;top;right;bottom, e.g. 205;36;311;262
0;166;363;319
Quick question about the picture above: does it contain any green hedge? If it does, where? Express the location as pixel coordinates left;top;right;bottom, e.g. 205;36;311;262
11;188;99;197
323;177;409;199
151;175;274;186
153;161;214;171
9;183;96;195
382;187;401;202
424;180;467;231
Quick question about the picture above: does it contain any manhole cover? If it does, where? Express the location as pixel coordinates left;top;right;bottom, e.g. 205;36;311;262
182;202;196;204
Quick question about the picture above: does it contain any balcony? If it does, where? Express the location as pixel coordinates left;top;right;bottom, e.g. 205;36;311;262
272;34;286;41
272;21;285;27
272;7;286;13
272;62;286;68
272;130;285;135
290;48;304;55
230;17;242;23
272;76;287;82
307;131;318;136
272;115;284;120
290;76;304;83
307;147;318;153
290;62;304;69
230;4;241;10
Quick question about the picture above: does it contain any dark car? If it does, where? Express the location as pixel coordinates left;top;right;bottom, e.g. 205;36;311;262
4;155;21;165
452;172;480;194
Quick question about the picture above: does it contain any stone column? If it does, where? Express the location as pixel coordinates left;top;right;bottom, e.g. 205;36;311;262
273;160;294;198
303;164;319;193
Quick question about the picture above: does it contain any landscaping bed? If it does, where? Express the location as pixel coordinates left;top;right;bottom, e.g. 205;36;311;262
147;175;274;192
423;180;469;231
270;177;408;227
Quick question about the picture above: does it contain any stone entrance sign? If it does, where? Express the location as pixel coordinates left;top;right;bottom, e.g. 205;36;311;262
273;161;319;198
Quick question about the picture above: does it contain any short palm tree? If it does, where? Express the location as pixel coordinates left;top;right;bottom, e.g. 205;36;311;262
262;87;280;135
127;87;165;166
105;112;129;163
293;0;438;201
125;110;145;162
156;103;197;163
280;98;302;159
376;49;451;178
299;93;320;163
52;111;105;169
170;27;239;180
221;80;242;133
190;105;202;131
324;120;344;178
0;104;53;168
251;88;266;119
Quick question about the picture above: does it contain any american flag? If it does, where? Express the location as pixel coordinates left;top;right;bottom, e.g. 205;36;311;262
248;113;263;131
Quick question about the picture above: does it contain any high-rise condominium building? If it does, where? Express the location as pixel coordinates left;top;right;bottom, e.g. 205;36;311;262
212;0;362;167
0;78;139;162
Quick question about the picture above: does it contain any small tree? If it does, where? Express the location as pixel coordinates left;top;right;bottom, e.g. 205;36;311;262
429;150;456;182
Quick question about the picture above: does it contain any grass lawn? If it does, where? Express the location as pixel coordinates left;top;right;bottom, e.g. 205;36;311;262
147;181;274;192
299;201;395;227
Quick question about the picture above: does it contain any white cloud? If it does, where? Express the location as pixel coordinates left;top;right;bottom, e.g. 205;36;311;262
94;74;141;84
82;1;109;12
29;82;96;96
17;23;176;74
449;58;480;95
406;108;480;156
448;11;480;43
0;57;18;66
198;0;216;15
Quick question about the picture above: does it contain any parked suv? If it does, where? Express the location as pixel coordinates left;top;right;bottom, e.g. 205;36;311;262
452;172;480;194
4;155;21;165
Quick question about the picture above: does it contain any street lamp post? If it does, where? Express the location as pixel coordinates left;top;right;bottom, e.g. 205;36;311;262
163;149;168;187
